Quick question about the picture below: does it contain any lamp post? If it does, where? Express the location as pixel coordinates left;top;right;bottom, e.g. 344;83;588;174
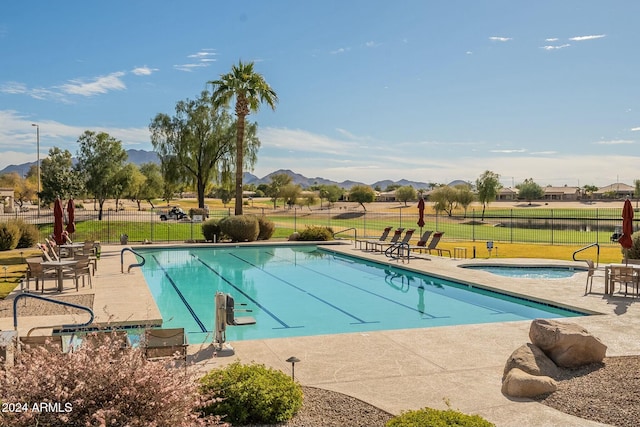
31;124;40;217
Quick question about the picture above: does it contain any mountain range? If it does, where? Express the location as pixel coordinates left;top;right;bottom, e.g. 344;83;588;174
0;149;436;190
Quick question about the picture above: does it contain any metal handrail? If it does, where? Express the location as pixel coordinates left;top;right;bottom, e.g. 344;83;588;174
121;248;146;273
384;242;410;263
572;243;600;267
333;227;357;242
13;293;94;331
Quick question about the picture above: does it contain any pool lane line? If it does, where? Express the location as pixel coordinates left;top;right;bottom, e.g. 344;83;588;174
229;253;379;325
191;253;302;330
263;250;446;320
151;255;207;333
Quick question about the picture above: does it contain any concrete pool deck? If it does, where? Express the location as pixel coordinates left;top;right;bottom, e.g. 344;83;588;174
4;242;639;427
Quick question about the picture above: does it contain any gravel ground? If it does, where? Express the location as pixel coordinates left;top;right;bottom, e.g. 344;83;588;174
0;294;94;318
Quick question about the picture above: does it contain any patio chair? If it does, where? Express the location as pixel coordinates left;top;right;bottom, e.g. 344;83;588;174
63;255;92;289
143;328;188;363
372;228;405;252
80;240;99;274
356;226;392;251
584;260;605;295
610;266;639;297
425;232;451;257
408;230;433;253
25;258;57;292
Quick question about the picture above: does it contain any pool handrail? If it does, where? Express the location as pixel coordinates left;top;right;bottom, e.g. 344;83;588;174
572;243;600;267
121;248;146;273
13;293;94;331
384;242;410;263
332;227;357;242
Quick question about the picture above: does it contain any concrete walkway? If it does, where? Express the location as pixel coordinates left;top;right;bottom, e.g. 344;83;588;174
4;243;639;427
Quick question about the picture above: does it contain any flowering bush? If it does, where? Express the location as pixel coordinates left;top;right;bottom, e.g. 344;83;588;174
0;333;219;427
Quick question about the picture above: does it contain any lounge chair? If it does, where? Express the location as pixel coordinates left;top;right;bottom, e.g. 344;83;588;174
356;226;392;251
143;328;188;363
372;228;405;252
425;232;451;257
408;230;433;253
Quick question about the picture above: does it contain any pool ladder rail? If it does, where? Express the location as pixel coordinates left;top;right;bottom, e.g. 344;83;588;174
572;243;600;268
13;293;95;334
121;248;146;273
384;242;410;263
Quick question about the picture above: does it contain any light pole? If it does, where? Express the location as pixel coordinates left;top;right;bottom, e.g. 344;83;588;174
31;123;40;217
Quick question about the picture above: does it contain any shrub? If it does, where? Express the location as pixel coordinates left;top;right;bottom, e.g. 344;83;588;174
9;219;39;249
625;231;640;259
219;215;259;242
0;333;213;427
202;219;222;241
386;407;495;427
0;222;20;251
297;225;334;241
199;361;303;425
257;216;276;240
189;207;209;219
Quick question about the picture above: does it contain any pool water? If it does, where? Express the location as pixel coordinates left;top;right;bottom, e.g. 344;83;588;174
137;246;583;344
462;265;582;279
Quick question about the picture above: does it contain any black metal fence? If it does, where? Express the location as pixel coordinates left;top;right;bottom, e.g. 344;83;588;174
1;206;636;246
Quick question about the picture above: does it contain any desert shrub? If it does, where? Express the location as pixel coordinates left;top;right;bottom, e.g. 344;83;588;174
202;219;222;241
219;215;259;242
257;216;276;240
386;407;494;427
0;333;214;427
624;231;640;259
0;222;20;251
9;219;40;248
199;361;303;425
297;225;334;241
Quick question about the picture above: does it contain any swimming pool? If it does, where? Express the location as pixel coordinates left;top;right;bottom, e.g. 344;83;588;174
461;265;584;279
137;245;584;344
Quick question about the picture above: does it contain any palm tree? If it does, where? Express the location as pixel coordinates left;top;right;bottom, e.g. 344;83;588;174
210;60;278;215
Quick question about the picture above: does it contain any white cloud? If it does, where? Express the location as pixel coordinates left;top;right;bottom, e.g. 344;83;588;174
175;50;217;72
131;66;158;76
466;51;473;55
59;72;126;96
489;36;512;42
594;139;634;145
541;44;571;50
490;149;527;153
545;38;559;42
631;127;640;131
173;63;210;72
569;34;606;41
330;47;350;54
0;82;27;94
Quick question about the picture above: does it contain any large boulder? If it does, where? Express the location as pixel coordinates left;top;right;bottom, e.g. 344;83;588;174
502;368;557;398
503;343;560;380
529;319;607;368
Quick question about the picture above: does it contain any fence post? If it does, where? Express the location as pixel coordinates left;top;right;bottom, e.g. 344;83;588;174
294;208;297;232
510;209;513;243
472;208;475;241
551;209;554;245
151;209;154;242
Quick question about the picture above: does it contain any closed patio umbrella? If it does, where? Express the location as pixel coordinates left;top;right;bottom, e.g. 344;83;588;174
53;197;64;245
417;197;425;234
66;198;76;235
619;198;634;264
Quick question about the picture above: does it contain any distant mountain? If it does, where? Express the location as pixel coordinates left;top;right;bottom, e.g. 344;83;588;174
0;149;160;176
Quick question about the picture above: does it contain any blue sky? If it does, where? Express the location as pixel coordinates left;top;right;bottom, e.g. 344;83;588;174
1;1;639;187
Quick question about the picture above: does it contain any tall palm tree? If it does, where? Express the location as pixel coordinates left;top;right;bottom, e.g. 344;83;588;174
210;60;278;215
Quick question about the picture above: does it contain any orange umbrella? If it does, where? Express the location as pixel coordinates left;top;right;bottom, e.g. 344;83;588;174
53;198;64;245
619;198;634;264
66;198;76;235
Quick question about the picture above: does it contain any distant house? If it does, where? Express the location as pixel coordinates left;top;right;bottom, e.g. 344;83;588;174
375;191;397;202
543;186;581;201
497;187;518;201
593;183;635;199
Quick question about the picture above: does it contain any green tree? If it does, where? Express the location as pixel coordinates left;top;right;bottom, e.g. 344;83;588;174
74;131;128;220
39;147;82;205
0;171;36;209
112;163;139;211
395;186;417;206
210;60;278;216
265;173;292;209
150;91;239;209
516;178;544;205
455;184;475;217
349;185;375;211
582;184;598;200
317;184;343;208
476;170;501;220
430;186;458;216
281;183;302;208
634;179;640;209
